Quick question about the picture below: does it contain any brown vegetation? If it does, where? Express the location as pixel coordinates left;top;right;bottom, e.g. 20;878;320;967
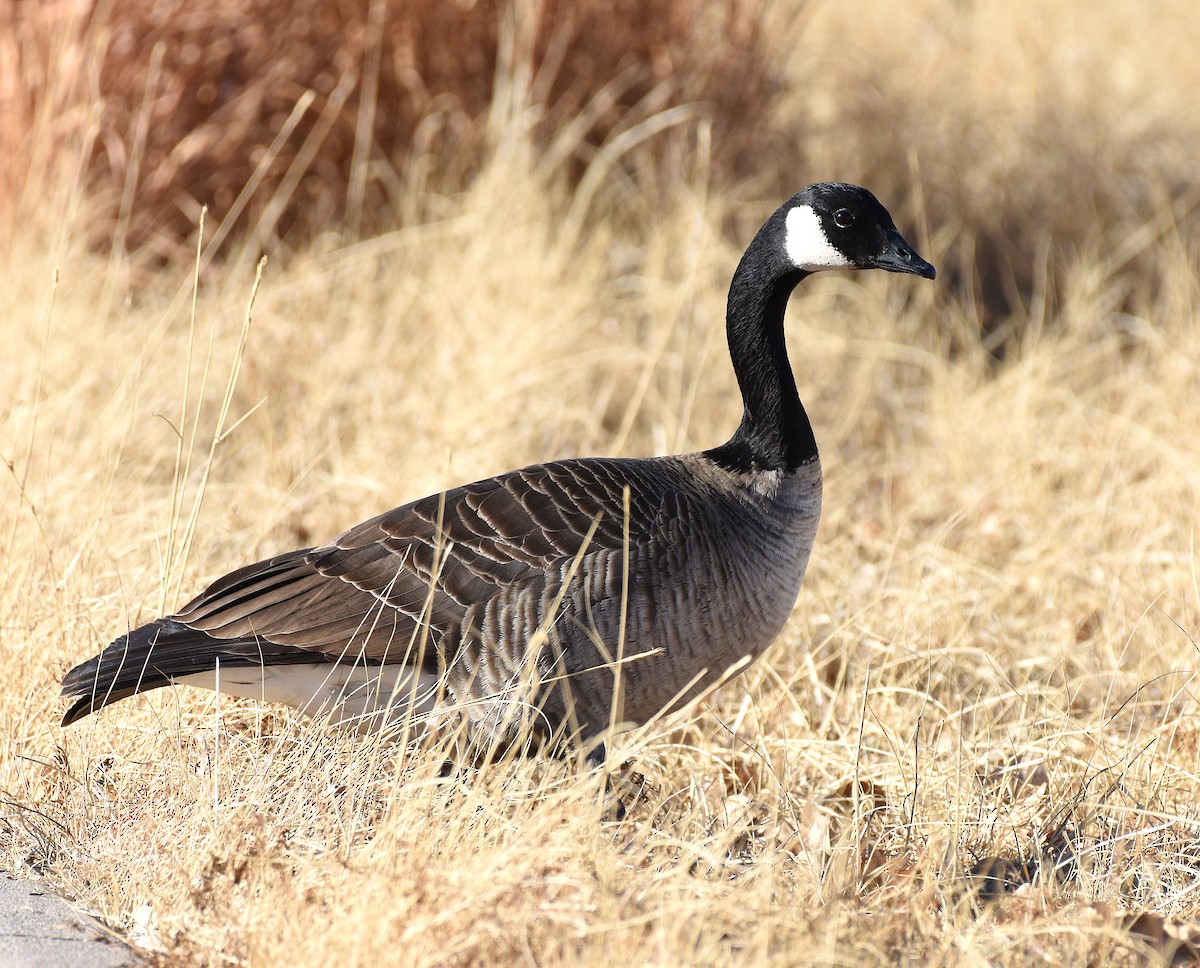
8;1;1199;335
2;0;774;263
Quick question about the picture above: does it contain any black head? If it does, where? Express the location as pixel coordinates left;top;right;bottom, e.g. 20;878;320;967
780;183;936;280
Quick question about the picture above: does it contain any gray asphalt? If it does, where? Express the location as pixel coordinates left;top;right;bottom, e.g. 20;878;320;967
0;874;141;967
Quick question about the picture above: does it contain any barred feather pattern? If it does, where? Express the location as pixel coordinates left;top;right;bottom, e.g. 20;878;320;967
61;453;821;745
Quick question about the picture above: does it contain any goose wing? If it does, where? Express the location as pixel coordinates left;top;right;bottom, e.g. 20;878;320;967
172;457;661;658
61;458;671;725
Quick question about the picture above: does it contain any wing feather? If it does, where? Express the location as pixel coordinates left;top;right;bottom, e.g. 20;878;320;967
64;457;675;727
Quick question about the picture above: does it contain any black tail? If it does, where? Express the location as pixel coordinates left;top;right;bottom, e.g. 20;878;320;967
60;619;334;726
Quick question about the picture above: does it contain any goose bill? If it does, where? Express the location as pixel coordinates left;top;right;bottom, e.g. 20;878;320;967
872;230;936;279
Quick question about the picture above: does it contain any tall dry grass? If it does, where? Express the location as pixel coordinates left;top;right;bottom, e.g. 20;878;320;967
2;0;1200;964
1;0;774;267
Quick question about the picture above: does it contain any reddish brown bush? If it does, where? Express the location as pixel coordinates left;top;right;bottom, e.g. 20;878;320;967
5;0;778;262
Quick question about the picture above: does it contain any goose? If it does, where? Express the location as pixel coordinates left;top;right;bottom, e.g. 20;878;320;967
61;183;935;762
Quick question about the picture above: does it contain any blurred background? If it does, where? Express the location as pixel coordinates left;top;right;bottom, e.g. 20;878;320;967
5;0;1198;339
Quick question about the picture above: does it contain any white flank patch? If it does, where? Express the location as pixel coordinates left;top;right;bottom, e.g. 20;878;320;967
176;663;442;734
784;205;853;271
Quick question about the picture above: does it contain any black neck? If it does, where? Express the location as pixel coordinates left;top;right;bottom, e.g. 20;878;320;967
705;231;817;473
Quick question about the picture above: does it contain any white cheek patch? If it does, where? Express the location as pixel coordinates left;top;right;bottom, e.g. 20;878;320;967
784;205;854;271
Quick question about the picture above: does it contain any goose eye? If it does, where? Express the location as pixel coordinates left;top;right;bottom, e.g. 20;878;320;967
833;208;854;229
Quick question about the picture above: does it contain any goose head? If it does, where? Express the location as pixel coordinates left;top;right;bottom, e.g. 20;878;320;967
782;182;936;280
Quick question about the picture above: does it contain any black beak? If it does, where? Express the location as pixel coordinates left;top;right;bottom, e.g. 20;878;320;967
873;229;936;280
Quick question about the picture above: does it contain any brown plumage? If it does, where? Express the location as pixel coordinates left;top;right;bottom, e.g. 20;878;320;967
61;183;935;756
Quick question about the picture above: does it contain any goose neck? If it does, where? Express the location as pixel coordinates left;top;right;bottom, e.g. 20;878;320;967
709;237;816;473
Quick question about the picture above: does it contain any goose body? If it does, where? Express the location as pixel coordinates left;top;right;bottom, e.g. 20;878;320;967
62;184;935;751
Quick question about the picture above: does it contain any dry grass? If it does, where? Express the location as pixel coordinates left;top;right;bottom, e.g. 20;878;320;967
3;0;1200;965
1;0;774;266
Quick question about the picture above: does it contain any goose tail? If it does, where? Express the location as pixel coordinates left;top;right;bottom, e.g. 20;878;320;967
60;620;327;726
